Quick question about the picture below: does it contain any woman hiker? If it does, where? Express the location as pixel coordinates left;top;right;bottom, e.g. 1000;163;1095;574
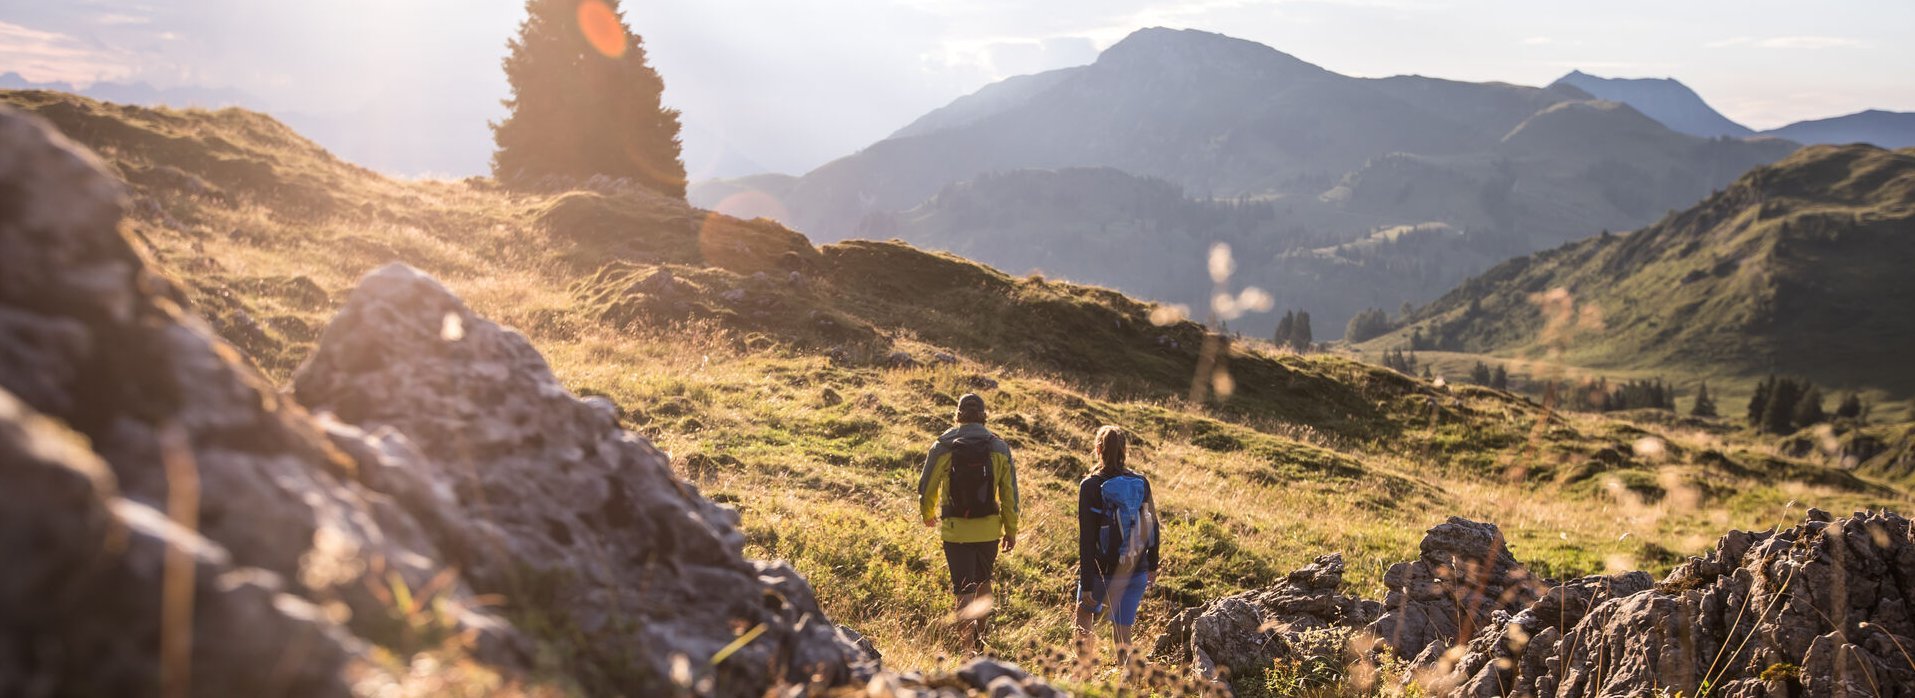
1074;425;1162;667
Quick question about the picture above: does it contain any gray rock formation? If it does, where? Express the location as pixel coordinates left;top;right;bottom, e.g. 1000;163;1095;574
1365;517;1549;662
0;104;515;693
291;263;871;693
1153;554;1383;681
0;387;359;697
1537;511;1915;698
1413;511;1915;698
1429;571;1655;697
863;657;1066;698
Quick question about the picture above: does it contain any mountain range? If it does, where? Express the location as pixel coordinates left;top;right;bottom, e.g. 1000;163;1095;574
1384;143;1915;402
1553;70;1915;148
697;28;1804;337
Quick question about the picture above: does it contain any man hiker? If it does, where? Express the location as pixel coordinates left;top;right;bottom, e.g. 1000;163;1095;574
917;392;1020;654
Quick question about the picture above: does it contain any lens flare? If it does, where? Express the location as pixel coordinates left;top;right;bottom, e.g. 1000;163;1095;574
712;190;790;223
577;0;628;58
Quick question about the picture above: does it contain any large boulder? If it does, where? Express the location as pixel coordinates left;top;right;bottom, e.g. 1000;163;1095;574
1364;517;1549;662
1427;571;1655;697
291;262;871;693
1153;554;1384;681
0;105;516;691
1536;511;1915;698
1417;510;1915;698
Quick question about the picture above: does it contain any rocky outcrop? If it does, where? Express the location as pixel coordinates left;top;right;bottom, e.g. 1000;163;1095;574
1365;518;1550;662
292;262;872;692
1428;571;1655;697
861;657;1067;698
0;104;517;693
1536;511;1915;698
1156;513;1915;698
1412;510;1915;698
0;387;359;697
1153;554;1383;681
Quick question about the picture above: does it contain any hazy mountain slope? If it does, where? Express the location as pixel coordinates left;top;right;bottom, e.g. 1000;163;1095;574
689;172;800;220
697;28;1795;338
1389;144;1915;399
868;97;1794;338
1550;70;1754;138
1765;109;1915;149
888;66;1085;139
775;27;1749;239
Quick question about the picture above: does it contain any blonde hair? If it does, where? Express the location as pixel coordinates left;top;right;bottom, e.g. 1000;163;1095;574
1093;425;1127;473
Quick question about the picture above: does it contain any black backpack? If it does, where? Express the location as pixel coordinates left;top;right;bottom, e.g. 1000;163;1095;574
941;435;999;519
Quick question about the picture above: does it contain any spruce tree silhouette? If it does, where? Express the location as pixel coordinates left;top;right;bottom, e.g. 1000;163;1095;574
492;0;687;198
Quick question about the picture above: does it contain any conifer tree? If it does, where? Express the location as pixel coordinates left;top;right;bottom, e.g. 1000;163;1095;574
1294;311;1314;351
1345;308;1391;343
493;0;687;197
1836;393;1864;420
1274;311;1295;349
1793;386;1826;428
1491;365;1509;391
1469;361;1492;385
1691;382;1718;418
1748;376;1774;427
1761;378;1801;434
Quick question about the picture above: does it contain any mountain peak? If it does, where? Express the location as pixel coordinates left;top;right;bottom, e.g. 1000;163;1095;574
1097;27;1327;77
1550;70;1753;138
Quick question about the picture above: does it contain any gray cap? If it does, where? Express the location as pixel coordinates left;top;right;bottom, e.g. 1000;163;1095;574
955;393;987;422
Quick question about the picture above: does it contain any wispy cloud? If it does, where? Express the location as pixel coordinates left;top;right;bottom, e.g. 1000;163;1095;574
94;13;155;27
923;34;1099;81
0;20;133;85
1707;35;1869;50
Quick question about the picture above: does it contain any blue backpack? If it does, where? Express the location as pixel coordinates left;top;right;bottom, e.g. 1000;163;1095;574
1094;473;1154;571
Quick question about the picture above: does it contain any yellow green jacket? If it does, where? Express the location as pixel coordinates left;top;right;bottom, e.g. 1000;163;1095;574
917;423;1019;543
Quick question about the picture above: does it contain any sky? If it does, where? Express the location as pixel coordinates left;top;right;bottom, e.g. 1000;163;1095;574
3;0;1912;178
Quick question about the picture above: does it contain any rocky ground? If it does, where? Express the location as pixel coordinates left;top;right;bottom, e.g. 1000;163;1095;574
1154;513;1915;698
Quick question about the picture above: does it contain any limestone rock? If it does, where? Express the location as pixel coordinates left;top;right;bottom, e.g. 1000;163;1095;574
292;263;869;694
0;387;359;698
1542;512;1915;698
1431;571;1655;697
1364;518;1548;662
0;105;517;688
1153;554;1382;680
1425;512;1915;698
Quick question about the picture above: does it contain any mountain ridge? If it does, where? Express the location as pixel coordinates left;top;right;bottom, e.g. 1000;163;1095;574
706;28;1794;338
1383;143;1915;402
1549;70;1754;138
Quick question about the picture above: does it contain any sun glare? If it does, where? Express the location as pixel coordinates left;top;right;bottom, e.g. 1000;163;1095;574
576;0;627;58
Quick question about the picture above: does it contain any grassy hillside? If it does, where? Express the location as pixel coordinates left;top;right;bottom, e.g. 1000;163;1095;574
9;90;1910;690
1363;144;1915;422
